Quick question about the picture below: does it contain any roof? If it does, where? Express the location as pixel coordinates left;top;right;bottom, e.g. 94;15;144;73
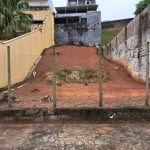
55;5;98;14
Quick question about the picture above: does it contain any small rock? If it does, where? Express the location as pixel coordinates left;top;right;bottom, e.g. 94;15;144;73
50;51;60;55
0;93;16;104
40;95;52;103
49;115;58;120
84;81;89;86
14;99;21;103
57;81;62;86
109;115;114;119
115;67;119;70
45;72;53;84
32;71;37;78
109;113;115;119
56;51;60;55
30;88;40;93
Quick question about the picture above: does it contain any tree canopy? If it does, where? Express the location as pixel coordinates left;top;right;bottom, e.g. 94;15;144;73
135;0;150;15
0;0;33;40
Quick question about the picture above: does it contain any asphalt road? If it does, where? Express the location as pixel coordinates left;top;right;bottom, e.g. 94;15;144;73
0;123;150;150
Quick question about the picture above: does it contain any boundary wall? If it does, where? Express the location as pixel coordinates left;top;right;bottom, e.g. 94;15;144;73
0;10;54;89
103;6;150;82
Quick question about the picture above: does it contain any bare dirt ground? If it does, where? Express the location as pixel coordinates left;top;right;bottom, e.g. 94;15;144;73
0;45;146;109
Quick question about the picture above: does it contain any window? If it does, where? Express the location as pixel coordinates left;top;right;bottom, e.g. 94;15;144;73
81;18;87;23
55;17;80;24
68;17;80;23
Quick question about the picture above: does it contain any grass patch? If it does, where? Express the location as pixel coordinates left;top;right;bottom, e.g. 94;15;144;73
46;69;110;84
101;28;121;46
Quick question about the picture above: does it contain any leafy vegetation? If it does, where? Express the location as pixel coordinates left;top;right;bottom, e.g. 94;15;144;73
101;30;119;46
135;0;150;15
46;69;110;84
56;69;100;83
0;0;33;40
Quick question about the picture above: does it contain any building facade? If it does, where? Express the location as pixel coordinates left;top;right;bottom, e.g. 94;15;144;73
68;0;96;6
55;0;101;46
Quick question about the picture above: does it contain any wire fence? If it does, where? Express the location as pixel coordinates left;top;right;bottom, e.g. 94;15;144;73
0;46;42;108
51;44;150;109
51;45;100;109
0;44;150;109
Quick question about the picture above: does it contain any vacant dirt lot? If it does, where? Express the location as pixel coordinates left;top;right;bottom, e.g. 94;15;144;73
0;45;146;109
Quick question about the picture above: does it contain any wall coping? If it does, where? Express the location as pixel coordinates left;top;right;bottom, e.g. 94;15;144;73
0;29;40;45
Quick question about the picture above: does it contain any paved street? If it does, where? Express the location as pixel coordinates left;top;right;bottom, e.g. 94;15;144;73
0;123;150;150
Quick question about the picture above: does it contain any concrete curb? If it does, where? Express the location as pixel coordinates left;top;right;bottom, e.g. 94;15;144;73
55;107;150;123
0;107;150;123
0;108;53;122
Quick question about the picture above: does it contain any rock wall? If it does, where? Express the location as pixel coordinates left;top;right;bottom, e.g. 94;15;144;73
103;6;150;82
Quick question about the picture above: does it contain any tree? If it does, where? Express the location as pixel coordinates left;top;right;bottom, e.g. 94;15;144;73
0;0;33;40
135;0;150;15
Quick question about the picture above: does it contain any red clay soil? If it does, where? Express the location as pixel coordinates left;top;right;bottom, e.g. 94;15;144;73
0;45;147;109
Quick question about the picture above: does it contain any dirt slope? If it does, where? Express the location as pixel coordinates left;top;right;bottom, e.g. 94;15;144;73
0;46;146;109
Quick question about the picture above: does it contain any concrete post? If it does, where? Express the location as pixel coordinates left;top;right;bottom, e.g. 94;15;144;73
97;46;103;107
52;46;57;109
145;42;150;106
7;46;12;108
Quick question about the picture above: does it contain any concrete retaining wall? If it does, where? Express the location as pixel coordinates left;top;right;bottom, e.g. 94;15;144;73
103;6;150;82
0;107;150;123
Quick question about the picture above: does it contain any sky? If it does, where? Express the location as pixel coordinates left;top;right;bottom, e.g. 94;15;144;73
52;0;140;21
